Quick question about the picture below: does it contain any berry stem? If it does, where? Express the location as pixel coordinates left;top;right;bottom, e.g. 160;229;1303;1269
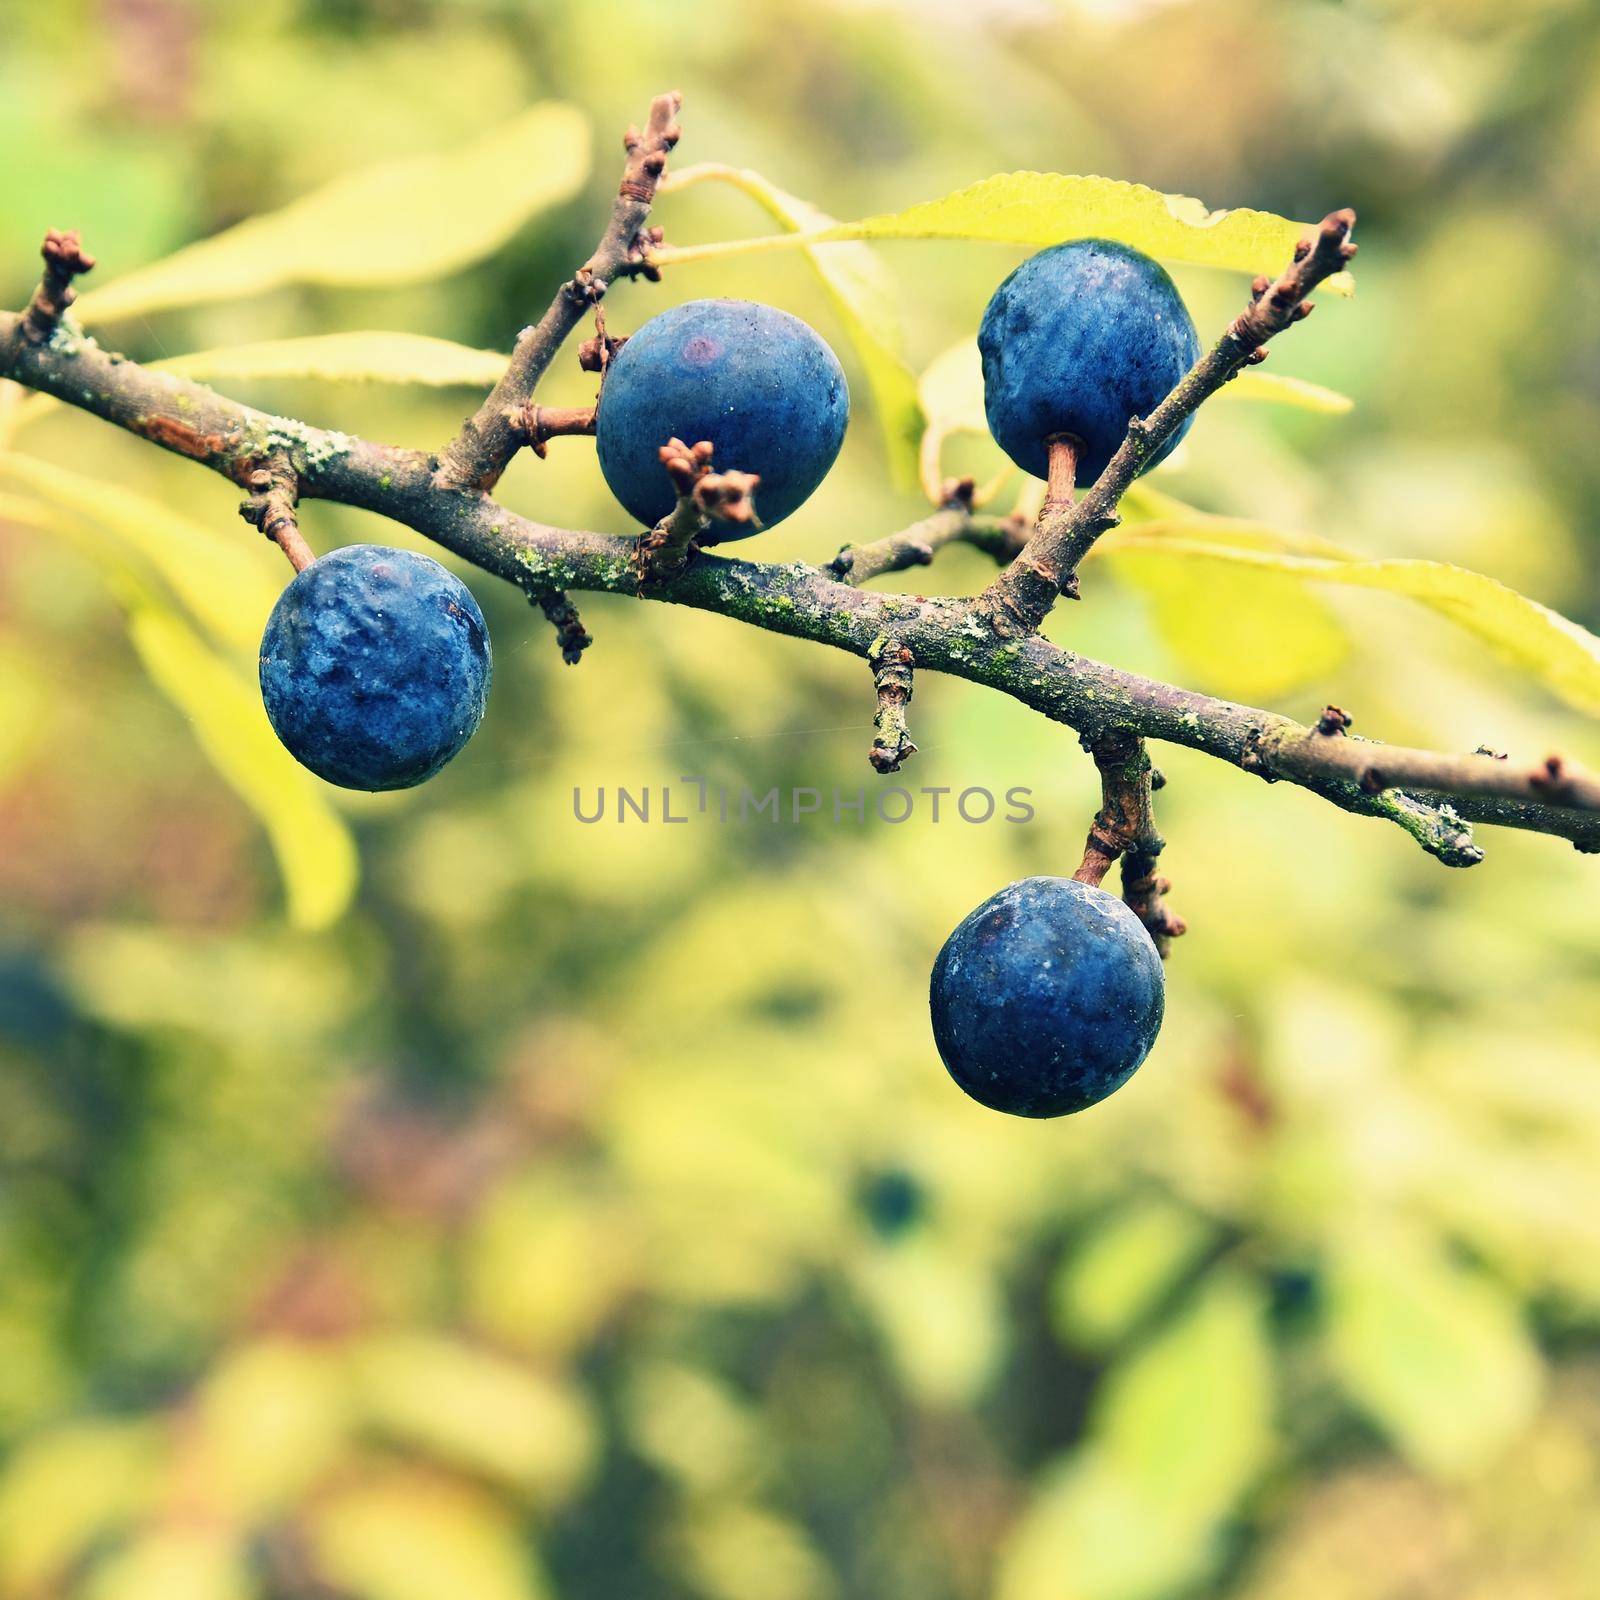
1044;434;1079;510
239;456;313;573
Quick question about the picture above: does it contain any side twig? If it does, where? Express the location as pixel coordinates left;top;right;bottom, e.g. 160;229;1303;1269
634;437;760;585
437;91;682;493
868;637;917;773
979;210;1358;636
1071;730;1185;955
19;230;95;345
829;482;1026;585
531;589;592;666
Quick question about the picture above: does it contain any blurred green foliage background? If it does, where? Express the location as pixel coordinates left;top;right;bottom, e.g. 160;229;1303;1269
2;1;1599;1597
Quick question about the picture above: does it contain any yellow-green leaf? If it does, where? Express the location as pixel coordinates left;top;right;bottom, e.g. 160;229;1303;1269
664;162;921;489
1105;540;1351;700
1000;1272;1273;1600
851;1238;1006;1406
655;173;1353;295
1051;1200;1214;1352
1108;529;1600;713
159;331;510;389
195;1339;351;1518
915;338;989;500
0;1420;164;1592
84;1527;251;1600
349;1332;596;1502
310;1474;550;1600
1225;370;1354;414
75;102;592;324
0;453;281;652
126;599;359;930
8;334;511;434
0;489;351;924
1325;1232;1541;1478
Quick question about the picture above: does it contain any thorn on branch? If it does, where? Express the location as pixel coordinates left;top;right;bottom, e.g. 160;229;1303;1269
21;229;95;345
868;636;917;773
239;456;312;572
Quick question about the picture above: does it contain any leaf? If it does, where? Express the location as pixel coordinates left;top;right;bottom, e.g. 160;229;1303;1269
74;102;592;324
655;172;1354;295
350;1332;596;1502
158;331;511;389
674;1503;835;1600
84;1528;251;1600
999;1272;1273;1600
126;599;359;930
1;458;358;927
1325;1232;1541;1479
621;1362;763;1495
195;1339;350;1517
1107;529;1600;713
0;1420;163;1591
1095;1272;1273;1515
1224;370;1355;414
1105;541;1351;700
310;1474;550;1600
664;163;922;489
8;334;512;435
0;622;48;781
915;338;990;501
851;1238;1007;1406
1051;1200;1213;1351
0;453;281;652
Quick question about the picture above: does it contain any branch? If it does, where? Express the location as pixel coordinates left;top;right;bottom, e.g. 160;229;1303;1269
1071;730;1185;954
2;236;1595;867
828;482;1026;586
979;209;1358;636
437;91;682;494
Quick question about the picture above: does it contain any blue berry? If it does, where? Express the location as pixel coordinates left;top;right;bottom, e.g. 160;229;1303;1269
929;876;1164;1117
260;545;491;791
979;240;1200;484
596;299;848;532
